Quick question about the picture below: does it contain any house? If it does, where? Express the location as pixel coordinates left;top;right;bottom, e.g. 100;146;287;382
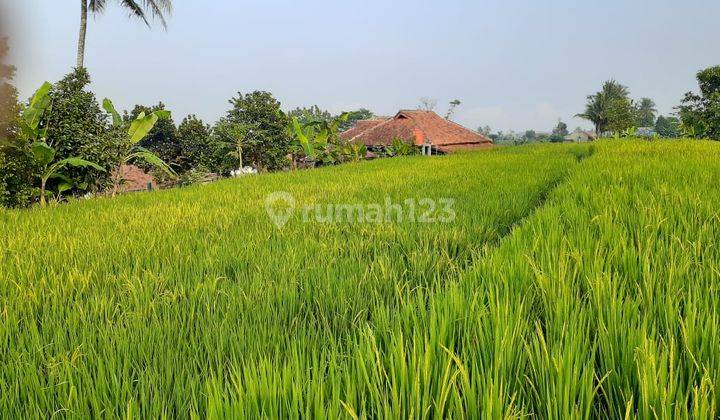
340;110;492;153
636;127;657;137
564;129;596;142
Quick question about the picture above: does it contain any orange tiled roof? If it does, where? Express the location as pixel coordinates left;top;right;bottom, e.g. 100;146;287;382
341;110;492;152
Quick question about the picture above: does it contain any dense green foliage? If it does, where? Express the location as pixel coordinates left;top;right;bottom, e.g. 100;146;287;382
103;99;175;195
1;140;718;418
577;80;639;135
0;142;36;207
550;120;568;142
177;115;213;172
679;65;720;139
340;108;375;132
224;91;292;171
290;112;365;166
127;102;181;168
635;97;657;127
287;105;333;126
655;115;681;138
207;118;250;175
43;68;115;191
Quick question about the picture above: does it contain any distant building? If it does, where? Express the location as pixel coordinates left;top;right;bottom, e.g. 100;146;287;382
564;129;596;142
636;127;657;137
340;110;493;154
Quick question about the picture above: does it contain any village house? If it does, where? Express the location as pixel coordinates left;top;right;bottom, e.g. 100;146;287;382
340;110;493;154
564;129;597;142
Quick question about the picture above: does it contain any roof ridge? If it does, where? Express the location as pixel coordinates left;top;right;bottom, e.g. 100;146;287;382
347;116;394;142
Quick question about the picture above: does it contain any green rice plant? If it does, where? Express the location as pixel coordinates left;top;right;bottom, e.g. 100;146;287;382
1;140;719;418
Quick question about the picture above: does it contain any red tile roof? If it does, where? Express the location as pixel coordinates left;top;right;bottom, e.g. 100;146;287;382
341;110;492;152
115;164;156;193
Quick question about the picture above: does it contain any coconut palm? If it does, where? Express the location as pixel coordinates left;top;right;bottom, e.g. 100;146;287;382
635;97;657;127
77;0;172;68
576;93;606;136
576;79;631;135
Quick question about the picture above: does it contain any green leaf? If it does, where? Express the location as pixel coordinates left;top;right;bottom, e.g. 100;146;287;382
31;142;56;166
131;147;176;176
316;128;329;147
56;182;73;194
21;82;52;131
58;157;105;172
47;173;73;184
292;117;314;158
102;98;123;126
128;113;159;144
153;110;171;119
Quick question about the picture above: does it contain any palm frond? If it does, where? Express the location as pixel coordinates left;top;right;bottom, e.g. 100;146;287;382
88;0;109;13
119;0;150;26
116;0;173;28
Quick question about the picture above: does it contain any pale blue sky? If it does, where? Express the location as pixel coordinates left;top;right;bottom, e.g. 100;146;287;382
3;0;719;132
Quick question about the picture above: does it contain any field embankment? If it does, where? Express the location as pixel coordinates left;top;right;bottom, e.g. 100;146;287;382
0;140;718;418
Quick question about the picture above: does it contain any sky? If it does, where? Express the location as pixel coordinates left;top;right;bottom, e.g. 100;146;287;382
2;0;719;133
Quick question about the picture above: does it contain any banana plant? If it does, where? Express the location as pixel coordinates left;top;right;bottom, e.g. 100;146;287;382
290;112;350;166
31;142;104;206
103;99;176;196
17;82;105;206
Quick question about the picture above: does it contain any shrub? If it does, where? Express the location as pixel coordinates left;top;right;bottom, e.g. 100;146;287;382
0;139;36;207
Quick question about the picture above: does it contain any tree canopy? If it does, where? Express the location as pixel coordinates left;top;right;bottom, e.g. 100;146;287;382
679;65;720;140
224;91;291;171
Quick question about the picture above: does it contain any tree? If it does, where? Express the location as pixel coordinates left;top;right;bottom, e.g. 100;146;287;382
224;91;292;171
605;96;637;133
339;108;375;132
477;125;492;136
550;120;569;142
635;98;657;127
103;99;175;195
43;68;117;191
523;130;537;141
77;0;172;68
655;115;681;138
678;65;720;140
577;79;634;135
127;102;180;167
16;82;104;205
177;115;212;171
287;105;333;126
576;94;606;136
208;119;252;175
418;97;437;111
553;120;568;137
445;99;461;120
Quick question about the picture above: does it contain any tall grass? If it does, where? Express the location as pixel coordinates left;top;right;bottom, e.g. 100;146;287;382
0;140;718;418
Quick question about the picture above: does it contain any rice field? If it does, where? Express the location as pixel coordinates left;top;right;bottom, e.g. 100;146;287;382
0;140;718;418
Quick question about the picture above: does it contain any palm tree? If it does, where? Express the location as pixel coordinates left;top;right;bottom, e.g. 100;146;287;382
635;98;657;127
576;93;607;136
576;79;630;135
77;0;172;68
